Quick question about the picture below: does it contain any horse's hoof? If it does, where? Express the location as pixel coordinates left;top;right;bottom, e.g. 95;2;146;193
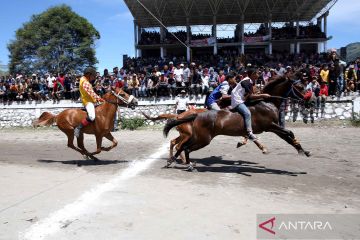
262;149;269;154
76;161;82;167
186;166;194;172
304;151;311;157
236;142;243;148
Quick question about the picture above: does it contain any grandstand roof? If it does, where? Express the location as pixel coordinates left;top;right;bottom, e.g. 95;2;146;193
124;0;336;27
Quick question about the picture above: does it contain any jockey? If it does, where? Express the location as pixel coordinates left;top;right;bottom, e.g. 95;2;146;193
205;75;232;110
74;67;105;138
230;69;270;140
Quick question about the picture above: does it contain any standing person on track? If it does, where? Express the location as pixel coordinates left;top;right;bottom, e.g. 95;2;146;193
74;67;105;138
175;90;189;114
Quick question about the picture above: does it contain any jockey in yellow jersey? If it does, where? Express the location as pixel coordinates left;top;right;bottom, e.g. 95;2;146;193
74;67;105;138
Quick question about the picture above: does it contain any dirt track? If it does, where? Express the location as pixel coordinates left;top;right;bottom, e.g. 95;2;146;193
0;127;359;239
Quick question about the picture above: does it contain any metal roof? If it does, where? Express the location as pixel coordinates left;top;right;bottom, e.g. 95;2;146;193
124;0;337;27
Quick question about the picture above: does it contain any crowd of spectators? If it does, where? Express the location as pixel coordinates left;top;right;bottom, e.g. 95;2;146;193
1;52;359;105
138;24;326;45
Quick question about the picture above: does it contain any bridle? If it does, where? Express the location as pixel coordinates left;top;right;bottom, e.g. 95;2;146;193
284;79;305;102
106;90;135;107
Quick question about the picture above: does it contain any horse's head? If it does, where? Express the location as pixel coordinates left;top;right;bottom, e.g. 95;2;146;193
286;72;307;100
263;72;306;101
106;88;138;109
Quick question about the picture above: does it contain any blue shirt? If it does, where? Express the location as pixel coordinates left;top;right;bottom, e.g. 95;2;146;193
206;81;230;106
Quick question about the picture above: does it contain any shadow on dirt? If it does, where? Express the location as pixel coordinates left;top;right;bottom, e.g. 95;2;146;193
38;159;128;166
177;156;307;177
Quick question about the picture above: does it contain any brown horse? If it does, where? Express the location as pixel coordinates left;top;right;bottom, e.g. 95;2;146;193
142;109;207;163
33;88;138;161
142;107;250;165
164;75;310;170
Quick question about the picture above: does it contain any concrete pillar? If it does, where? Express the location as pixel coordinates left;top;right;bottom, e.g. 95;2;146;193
317;42;323;54
134;20;138;58
239;15;245;54
187;47;191;62
160;26;166;43
323;41;327;53
317;17;322;29
323;12;328;37
290;43;295;54
160;47;166;59
186;17;191;62
241;43;245;54
213;15;217;55
137;49;142;58
268;17;272;54
296;42;300;54
296;21;300;37
186;20;191;44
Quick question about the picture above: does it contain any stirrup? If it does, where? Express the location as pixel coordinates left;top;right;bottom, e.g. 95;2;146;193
74;125;82;138
248;132;257;141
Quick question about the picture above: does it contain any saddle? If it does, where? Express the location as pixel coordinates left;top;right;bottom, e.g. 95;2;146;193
80;104;101;112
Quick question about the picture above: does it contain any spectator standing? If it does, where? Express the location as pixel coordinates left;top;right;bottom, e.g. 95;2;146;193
190;68;202;97
47;73;56;97
275;63;286;77
175;90;189;114
319;81;328;118
174;64;184;87
320;65;329;84
182;63;191;87
157;73;169;96
345;65;357;94
201;68;210;95
262;67;271;84
167;72;176;97
328;64;337;96
52;78;64;101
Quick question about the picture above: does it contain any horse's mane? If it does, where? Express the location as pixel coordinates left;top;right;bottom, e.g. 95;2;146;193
262;75;287;93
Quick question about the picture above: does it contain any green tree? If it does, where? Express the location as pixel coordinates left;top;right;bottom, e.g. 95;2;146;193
8;5;100;75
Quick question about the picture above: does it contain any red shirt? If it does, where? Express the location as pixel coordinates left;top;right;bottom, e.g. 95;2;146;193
57;76;65;86
115;80;124;89
320;85;328;96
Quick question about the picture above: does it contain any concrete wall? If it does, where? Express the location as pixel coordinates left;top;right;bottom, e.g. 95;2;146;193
0;97;359;129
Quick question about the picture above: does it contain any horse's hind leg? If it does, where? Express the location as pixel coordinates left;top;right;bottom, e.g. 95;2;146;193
90;135;103;156
237;137;248;148
65;130;87;157
269;123;310;157
76;132;97;160
253;139;268;154
102;132;118;152
170;136;181;161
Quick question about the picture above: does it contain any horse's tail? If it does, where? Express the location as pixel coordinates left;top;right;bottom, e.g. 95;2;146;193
141;111;177;121
32;112;57;127
163;114;197;138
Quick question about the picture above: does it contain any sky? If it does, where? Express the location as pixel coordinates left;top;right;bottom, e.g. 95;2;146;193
0;0;359;72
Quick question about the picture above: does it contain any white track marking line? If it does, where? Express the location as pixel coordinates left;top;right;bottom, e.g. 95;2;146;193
20;143;168;240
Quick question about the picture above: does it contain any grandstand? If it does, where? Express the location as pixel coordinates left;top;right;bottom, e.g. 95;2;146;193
124;0;338;61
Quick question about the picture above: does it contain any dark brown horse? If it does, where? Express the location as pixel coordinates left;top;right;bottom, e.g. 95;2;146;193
142;109;207;163
164;75;310;170
33;88;138;161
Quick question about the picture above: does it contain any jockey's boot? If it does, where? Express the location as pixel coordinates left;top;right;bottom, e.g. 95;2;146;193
74;118;91;138
247;130;257;141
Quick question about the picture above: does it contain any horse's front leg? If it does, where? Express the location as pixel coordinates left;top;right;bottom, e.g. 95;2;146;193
101;132;118;152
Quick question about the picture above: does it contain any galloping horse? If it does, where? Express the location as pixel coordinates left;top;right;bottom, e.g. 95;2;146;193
33;88;138;161
164;74;311;170
142;108;207;163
